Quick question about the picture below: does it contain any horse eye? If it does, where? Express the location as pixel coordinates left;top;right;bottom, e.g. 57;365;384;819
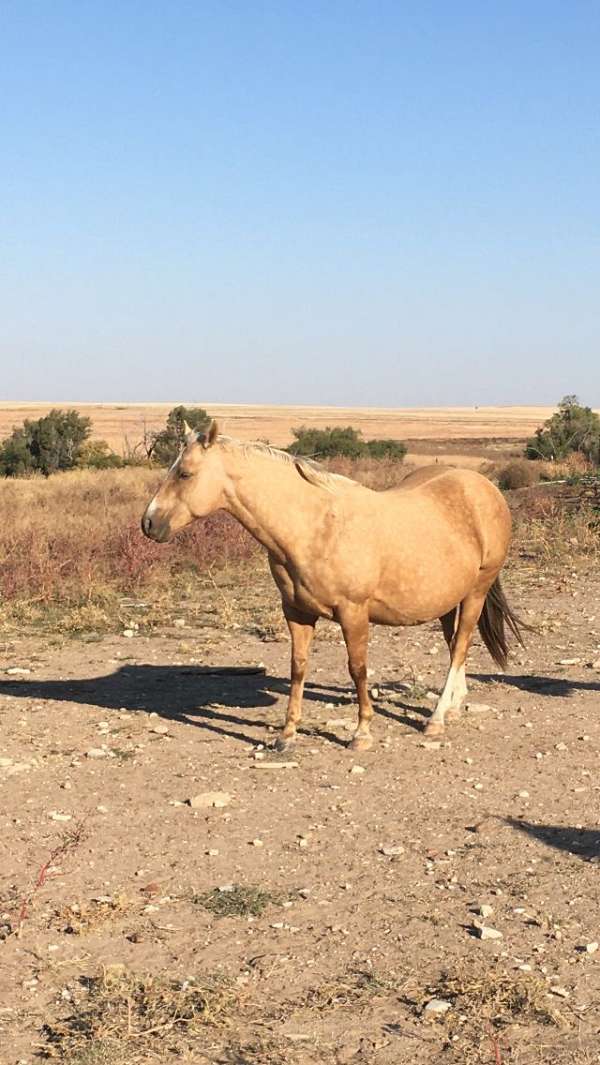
178;469;193;480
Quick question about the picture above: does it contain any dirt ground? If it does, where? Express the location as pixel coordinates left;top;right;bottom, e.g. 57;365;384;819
1;555;600;1064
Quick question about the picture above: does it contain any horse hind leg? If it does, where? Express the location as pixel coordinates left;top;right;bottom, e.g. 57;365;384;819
424;593;485;737
438;607;467;723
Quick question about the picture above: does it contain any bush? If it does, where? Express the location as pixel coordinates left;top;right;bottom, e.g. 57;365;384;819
150;405;210;466
497;460;540;491
76;439;124;469
365;438;407;461
0;409;92;477
525;395;600;464
287;425;406;462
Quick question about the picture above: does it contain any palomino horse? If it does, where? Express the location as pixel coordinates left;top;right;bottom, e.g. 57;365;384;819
142;422;524;752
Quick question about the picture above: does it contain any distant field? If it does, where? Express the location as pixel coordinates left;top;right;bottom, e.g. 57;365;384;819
0;403;567;465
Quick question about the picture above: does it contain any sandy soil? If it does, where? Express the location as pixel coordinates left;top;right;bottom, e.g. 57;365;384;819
1;555;599;1063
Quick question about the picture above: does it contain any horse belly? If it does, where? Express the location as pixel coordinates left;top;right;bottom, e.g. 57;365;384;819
370;557;481;626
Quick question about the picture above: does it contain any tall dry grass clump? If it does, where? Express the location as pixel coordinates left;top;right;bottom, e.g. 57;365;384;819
0;468;256;612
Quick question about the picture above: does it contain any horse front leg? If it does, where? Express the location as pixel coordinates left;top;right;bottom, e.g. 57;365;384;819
275;606;317;751
339;606;374;752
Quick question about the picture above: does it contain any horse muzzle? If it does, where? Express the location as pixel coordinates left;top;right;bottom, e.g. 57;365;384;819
141;511;171;543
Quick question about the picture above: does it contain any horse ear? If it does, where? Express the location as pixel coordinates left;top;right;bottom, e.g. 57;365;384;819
183;420;195;444
202;419;219;449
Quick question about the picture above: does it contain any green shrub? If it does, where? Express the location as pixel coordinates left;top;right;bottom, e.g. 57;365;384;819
525;395;600;464
287;425;406;462
150;405;210;466
0;409;92;477
77;439;124;469
365;438;407;460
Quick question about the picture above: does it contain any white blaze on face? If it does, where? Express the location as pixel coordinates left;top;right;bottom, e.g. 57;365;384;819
146;452;183;518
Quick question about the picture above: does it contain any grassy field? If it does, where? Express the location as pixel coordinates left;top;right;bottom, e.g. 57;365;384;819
0;460;597;637
0;402;576;458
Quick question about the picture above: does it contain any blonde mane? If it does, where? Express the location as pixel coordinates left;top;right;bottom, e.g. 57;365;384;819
215;435;358;493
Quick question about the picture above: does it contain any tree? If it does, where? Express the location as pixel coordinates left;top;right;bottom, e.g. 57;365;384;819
0;409;92;477
150;405;211;466
0;429;34;477
525;395;600;464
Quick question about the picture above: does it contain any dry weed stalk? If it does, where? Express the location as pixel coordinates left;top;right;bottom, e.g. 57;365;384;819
17;820;87;937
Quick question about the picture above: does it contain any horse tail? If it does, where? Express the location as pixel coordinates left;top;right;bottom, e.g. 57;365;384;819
477;576;530;670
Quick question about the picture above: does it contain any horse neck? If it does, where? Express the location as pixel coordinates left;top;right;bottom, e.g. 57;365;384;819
220;448;321;560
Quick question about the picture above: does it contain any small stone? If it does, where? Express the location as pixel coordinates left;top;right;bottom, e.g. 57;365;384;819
419;741;441;750
49;812;72;822
475;904;494;918
424;998;452;1015
349;765;366;775
189;792;232;809
173;618;186;628
5;667;31;675
86;748;107;759
557;658;580;666
380;845;405;857
518;963;532;972
252;761;298;770
591;658;600;671
554;742;567;751
96;805;108;813
370;687;379;699
122;629;135;638
474;924;503;941
549;986;569;998
466;702;495;713
518;790;530;799
207;848;219;856
150;724;169;736
585;941;599;954
250;838;264;847
297;836;309;848
0;757;13;768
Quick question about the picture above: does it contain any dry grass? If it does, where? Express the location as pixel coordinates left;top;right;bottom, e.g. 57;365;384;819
192;884;282;918
56;894;134;936
0;462;598;635
404;959;570;1065
0;467;256;630
0;402;572;451
41;965;238;1063
302;967;400;1011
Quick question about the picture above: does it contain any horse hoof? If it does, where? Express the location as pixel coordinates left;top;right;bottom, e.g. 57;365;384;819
274;734;295;752
349;735;373;752
423;721;445;738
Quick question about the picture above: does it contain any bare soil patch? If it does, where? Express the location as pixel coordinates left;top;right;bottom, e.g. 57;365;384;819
1;552;600;1063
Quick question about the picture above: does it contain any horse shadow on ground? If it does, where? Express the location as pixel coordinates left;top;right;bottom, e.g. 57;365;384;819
506;818;600;860
473;672;600;697
0;667;429;748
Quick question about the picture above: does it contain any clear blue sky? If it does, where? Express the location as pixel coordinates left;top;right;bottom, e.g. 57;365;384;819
2;2;599;406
